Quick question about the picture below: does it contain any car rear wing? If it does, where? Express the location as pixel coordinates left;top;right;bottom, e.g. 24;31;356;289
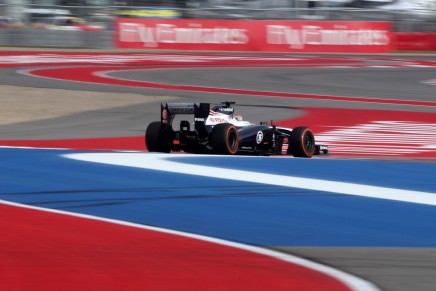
161;102;210;136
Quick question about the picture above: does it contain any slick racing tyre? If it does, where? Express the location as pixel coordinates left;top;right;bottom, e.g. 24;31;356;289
288;126;315;158
210;123;239;155
145;121;174;153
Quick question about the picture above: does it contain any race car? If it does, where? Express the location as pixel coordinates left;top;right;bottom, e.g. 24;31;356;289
145;102;328;157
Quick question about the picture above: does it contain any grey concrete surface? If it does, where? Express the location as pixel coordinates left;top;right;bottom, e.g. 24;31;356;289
109;67;436;101
273;247;436;291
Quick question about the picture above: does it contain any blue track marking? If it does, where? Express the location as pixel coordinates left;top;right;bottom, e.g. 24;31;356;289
1;148;436;247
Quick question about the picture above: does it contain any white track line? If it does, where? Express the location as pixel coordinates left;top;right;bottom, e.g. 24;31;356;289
0;199;379;291
64;152;436;207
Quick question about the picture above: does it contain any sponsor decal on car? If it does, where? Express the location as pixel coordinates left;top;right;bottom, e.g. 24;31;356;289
256;131;264;144
208;117;228;124
218;107;235;113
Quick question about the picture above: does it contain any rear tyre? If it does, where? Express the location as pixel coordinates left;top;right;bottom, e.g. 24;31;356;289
288;126;315;158
145;121;174;153
210;123;239;155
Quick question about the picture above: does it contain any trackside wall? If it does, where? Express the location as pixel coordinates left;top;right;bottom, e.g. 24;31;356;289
0;29;113;49
395;33;436;51
115;19;394;53
0;21;434;52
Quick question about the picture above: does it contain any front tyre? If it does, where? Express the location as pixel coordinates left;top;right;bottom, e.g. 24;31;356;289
145;121;174;153
288;126;315;158
210;123;239;155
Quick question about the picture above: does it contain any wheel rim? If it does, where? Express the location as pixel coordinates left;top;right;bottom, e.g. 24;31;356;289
228;130;237;150
304;131;315;154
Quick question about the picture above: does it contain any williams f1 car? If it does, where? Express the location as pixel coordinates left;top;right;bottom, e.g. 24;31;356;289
145;102;328;157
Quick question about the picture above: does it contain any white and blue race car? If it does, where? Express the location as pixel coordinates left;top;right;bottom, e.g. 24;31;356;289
146;102;328;157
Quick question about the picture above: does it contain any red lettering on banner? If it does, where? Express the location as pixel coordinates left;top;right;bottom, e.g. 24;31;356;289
116;19;393;53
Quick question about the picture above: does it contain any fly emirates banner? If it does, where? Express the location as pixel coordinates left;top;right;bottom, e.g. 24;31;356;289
116;18;393;53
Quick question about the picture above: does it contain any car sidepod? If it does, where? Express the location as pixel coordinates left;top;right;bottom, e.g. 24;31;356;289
237;125;274;153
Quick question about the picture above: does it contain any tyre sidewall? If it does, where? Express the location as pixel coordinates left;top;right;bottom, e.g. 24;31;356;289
210;123;239;155
145;121;173;153
289;126;315;158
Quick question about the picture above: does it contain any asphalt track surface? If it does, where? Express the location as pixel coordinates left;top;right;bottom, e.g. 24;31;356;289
1;51;436;290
